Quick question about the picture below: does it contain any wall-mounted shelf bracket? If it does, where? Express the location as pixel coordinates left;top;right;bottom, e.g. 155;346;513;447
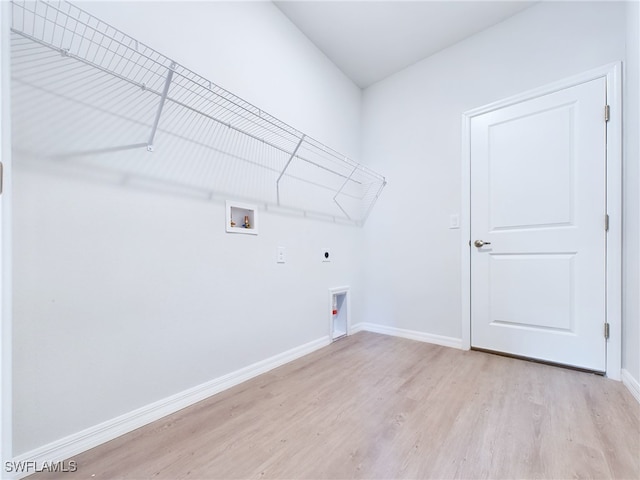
147;61;176;152
332;165;358;221
276;134;305;205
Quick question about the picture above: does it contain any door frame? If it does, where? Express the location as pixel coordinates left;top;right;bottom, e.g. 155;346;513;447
461;63;622;380
0;0;12;467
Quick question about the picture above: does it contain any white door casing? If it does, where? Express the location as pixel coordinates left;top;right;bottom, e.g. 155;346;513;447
0;0;11;466
461;63;622;378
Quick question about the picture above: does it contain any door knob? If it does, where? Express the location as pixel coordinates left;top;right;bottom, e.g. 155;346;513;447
474;240;491;248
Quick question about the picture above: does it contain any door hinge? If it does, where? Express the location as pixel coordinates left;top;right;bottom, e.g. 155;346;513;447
605;105;610;122
605;214;609;232
0;162;3;195
604;322;610;339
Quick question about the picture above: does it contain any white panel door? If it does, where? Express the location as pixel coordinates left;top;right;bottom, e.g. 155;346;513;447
470;77;607;371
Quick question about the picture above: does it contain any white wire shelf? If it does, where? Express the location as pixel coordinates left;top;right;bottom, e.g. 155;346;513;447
9;0;386;225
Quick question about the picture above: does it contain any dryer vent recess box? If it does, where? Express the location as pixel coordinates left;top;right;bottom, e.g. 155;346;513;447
330;287;349;340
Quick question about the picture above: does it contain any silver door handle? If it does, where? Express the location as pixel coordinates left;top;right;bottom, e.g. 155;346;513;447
474;240;491;248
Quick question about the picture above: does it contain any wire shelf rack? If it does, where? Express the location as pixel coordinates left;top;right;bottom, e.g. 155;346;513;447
9;0;386;225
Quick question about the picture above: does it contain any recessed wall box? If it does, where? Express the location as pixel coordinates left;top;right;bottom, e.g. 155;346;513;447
329;286;350;340
226;201;258;235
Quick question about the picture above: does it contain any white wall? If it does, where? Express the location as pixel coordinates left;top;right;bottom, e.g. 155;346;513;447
12;1;363;455
361;2;630;347
623;0;640;383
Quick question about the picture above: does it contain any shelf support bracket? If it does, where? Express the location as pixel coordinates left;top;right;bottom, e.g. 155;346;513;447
276;135;305;205
333;165;359;221
147;62;176;152
360;178;387;225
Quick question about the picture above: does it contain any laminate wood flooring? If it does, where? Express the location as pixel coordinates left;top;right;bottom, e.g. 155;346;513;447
30;332;640;479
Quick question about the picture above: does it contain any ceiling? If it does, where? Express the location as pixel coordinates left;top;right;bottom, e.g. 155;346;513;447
274;1;537;88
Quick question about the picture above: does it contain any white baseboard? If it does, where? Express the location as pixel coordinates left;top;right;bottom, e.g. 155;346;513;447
621;369;640;404
351;322;462;349
8;336;331;479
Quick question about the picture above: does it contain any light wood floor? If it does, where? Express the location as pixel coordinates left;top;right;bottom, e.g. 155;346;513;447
32;332;639;479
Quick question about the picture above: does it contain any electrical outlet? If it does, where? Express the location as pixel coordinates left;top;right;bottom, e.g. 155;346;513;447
277;246;286;264
322;249;331;262
449;214;460;229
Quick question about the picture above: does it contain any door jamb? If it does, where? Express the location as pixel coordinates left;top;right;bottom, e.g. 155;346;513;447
460;62;622;380
0;0;12;467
